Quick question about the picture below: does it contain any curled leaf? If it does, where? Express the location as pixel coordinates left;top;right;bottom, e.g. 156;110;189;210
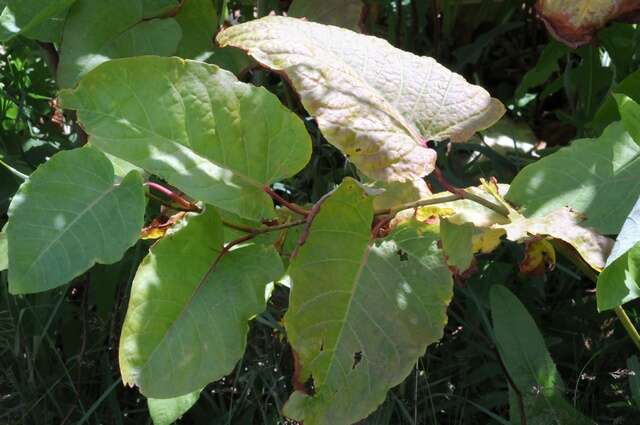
536;0;640;48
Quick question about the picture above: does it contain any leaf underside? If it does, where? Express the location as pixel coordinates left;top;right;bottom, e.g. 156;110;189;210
218;16;505;182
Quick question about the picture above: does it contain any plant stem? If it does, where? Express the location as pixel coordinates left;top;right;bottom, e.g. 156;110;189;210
431;166;509;217
614;306;640;353
145;182;200;212
264;186;310;216
374;194;460;216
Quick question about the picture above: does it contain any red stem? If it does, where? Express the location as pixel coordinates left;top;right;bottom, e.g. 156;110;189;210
264;187;310;216
145;182;200;212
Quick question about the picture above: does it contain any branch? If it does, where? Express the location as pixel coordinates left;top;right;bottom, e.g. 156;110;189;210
264;186;310;216
431;167;510;217
145;182;201;212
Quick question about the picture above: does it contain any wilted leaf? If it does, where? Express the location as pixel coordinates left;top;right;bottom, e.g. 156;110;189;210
506;122;640;235
284;178;453;425
491;285;595;424
7;146;145;294
148;391;200;425
597;196;640;310
497;207;613;271
520;238;556;275
0;0;76;42
536;0;640;48
218;16;504;182
288;0;363;30
57;0;181;88
140;212;187;240
120;209;283;397
60;56;311;221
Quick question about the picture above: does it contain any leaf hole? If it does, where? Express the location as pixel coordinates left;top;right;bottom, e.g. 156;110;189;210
304;375;316;395
352;351;363;369
397;249;409;261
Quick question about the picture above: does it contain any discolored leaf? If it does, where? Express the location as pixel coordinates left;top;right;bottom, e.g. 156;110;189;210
218;16;504;182
0;0;76;42
120;208;283;398
7;146;145;294
536;0;640;48
148;390;200;425
56;0;181;88
491;285;595;425
506;122;640;235
288;0;363;30
497;207;613;271
597;196;640;310
284;178;453;425
60;56;312;221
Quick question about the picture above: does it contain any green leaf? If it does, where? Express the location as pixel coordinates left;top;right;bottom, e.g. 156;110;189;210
56;0;181;88
148;390;200;425
490;285;594;425
218;16;504;182
60;56;311;221
119;208;283;398
6;146;145;294
174;0;217;59
0;228;7;271
288;0;363;30
506;122;640;235
628;355;640;409
0;0;76;41
592;70;640;134
616;94;640;146
284;178;453;425
440;218;473;271
597;196;640;310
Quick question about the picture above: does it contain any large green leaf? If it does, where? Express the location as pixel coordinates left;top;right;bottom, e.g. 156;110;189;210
0;0;76;41
506;122;640;235
6;146;145;294
218;16;504;182
60;56;312;221
56;0;180;88
592;70;640;134
120;208;283;398
148;390;200;425
597;196;640;310
288;0;363;30
284;178;453;425
490;286;594;424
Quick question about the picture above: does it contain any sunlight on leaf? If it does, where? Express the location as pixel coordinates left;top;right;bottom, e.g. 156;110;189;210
148;390;200;425
218;16;504;182
284;178;453;425
120;208;284;398
7;146;145;294
60;56;312;221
